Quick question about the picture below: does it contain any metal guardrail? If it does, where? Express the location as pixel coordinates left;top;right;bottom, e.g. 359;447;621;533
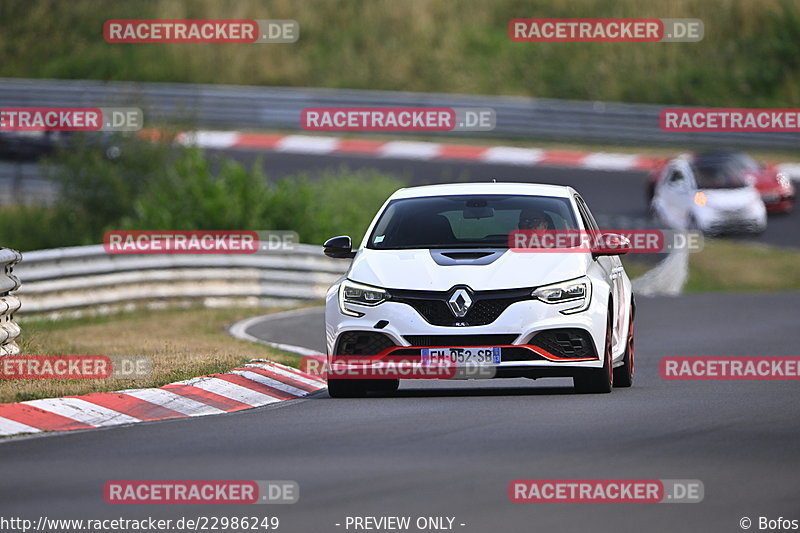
14;244;347;318
2;77;799;149
0;248;22;355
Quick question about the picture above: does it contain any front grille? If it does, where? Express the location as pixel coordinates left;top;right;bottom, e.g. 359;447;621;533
529;329;597;359
389;287;531;326
404;334;519;346
335;331;396;355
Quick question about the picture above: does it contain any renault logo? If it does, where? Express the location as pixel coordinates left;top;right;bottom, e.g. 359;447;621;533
447;288;473;318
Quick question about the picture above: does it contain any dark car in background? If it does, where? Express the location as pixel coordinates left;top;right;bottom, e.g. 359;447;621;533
0;130;122;161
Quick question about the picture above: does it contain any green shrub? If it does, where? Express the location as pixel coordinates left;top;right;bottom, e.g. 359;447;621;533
264;169;403;244
123;150;404;244
122;148;273;231
0;136;406;250
44;133;172;237
0;205;91;251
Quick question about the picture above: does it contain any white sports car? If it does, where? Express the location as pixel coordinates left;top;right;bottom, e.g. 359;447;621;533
323;182;635;397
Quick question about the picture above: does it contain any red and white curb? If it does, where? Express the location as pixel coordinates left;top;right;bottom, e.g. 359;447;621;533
174;131;664;172
0;360;325;438
172;130;800;181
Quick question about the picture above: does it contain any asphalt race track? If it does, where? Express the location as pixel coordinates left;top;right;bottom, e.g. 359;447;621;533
3;292;800;533
213;148;800;248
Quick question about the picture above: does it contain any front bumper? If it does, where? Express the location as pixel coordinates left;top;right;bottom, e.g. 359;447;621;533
325;287;610;377
693;203;767;234
762;190;795;214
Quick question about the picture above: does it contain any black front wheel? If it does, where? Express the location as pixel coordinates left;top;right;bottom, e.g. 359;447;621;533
369;379;400;394
574;306;614;394
327;379;368;398
613;303;635;388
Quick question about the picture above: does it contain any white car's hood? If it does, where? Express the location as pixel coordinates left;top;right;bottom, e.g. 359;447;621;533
347;248;590;291
701;187;760;210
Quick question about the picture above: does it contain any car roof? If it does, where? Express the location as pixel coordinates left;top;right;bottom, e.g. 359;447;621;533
388;182;577;200
692;150;751;165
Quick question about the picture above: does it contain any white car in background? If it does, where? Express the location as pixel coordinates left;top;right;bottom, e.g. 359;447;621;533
323;182;635;398
650;153;767;234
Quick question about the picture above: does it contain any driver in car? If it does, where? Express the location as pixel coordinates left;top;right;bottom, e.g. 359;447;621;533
518;208;555;230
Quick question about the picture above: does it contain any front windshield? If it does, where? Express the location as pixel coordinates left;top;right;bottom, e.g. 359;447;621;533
693;160;750;189
367;194;579;249
732;153;759;172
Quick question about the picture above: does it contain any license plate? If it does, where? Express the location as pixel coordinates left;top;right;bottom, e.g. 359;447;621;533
421;347;501;366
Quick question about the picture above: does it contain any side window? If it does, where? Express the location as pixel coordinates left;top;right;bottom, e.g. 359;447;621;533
668;169;685;184
574;196;599;231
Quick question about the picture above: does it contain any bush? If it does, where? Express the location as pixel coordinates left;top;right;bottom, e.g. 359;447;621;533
264;169;403;244
0;136;405;251
44;133;173;237
124;149;404;244
0;205;91;251
122;148;273;231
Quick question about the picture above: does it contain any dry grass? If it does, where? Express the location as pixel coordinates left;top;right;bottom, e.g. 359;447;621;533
1;306;303;403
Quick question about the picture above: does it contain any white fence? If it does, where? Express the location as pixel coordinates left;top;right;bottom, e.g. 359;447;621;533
14;244;347;319
0;248;22;354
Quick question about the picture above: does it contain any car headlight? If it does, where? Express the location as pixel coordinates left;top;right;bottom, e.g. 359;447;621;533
338;280;389;317
531;276;592;314
694;191;707;207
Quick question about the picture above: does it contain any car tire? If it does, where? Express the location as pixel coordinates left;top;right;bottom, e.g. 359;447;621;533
369;379;400;394
613;302;635;388
687;213;699;231
645;182;655;205
648;203;659;222
327;378;369;398
574;305;614;394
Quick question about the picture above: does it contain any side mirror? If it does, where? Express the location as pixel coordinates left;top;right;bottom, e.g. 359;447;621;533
323;235;356;259
592;232;631;257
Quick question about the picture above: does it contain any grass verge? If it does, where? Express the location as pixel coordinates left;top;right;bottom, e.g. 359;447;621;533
686;240;800;292
2;306;304;404
2;0;799;108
